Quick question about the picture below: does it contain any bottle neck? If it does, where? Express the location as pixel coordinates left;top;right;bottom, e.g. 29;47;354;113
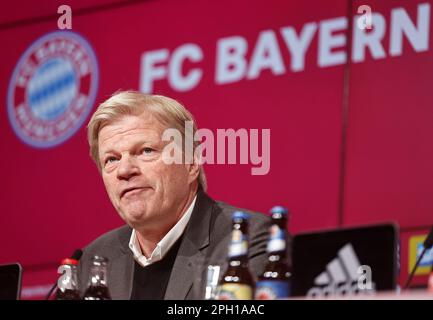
267;224;287;257
268;251;286;261
227;228;249;264
88;264;108;287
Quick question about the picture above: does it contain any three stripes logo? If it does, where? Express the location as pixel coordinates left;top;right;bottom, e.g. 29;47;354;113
7;31;99;148
307;243;376;297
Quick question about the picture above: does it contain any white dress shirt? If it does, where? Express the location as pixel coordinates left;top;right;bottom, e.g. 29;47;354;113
128;195;197;267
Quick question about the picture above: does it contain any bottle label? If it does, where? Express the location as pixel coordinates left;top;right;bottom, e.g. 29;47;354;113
267;225;286;253
217;284;253;300
57;265;77;291
255;280;290;300
228;230;248;257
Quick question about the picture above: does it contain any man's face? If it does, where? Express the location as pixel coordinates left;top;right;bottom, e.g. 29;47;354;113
98;112;198;232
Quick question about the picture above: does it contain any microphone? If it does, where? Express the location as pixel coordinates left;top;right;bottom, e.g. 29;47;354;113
45;249;83;300
424;227;433;249
404;226;433;289
69;249;83;261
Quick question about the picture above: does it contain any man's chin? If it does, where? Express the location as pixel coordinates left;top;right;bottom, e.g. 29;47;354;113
122;212;153;229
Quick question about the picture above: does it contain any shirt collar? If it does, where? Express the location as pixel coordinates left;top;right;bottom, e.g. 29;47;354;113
128;195;197;267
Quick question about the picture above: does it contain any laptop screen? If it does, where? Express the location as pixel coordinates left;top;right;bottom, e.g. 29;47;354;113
292;223;398;297
0;263;22;300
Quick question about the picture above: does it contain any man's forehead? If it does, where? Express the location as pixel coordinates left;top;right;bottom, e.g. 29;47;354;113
98;113;166;148
112;111;162;127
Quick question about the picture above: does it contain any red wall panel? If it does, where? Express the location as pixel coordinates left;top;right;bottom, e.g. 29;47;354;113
343;0;433;229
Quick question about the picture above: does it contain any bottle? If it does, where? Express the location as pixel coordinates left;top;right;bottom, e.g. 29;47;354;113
55;258;81;300
217;211;254;300
83;255;112;300
255;206;292;300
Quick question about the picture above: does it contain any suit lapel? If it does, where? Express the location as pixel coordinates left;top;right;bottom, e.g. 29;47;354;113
109;252;134;299
164;190;215;299
109;227;135;300
163;236;206;299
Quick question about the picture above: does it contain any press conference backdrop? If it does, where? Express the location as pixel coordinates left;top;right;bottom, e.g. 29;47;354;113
0;0;432;299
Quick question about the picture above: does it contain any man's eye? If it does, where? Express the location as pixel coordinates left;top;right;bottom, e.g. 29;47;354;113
105;157;117;164
142;147;154;154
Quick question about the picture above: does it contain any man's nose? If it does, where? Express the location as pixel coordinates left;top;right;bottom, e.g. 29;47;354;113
116;155;140;180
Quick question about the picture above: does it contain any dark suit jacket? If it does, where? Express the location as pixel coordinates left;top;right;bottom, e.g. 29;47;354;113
78;191;281;299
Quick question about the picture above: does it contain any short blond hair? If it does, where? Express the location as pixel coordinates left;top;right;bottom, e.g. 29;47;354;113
87;90;207;191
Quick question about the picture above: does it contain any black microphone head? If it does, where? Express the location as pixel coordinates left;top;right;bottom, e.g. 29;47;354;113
70;249;83;261
423;226;433;249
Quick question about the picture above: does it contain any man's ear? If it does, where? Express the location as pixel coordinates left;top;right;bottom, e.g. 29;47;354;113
187;146;202;184
187;161;200;184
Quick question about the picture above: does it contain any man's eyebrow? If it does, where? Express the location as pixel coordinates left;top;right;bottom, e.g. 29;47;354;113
100;149;117;156
100;140;154;156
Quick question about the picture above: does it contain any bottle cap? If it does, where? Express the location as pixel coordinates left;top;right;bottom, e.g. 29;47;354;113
60;258;79;265
270;206;289;215
232;211;250;220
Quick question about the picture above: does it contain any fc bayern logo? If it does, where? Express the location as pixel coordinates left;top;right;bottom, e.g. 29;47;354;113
7;31;99;148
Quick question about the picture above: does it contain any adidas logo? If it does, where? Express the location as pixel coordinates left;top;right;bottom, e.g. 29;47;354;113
307;243;376;298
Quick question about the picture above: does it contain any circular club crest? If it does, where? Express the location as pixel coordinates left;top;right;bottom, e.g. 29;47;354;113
7;31;99;148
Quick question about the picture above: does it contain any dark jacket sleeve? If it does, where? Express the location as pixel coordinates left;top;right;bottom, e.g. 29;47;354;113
248;213;272;277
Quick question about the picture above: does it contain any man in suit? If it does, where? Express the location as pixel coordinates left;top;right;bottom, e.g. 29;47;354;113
79;91;272;299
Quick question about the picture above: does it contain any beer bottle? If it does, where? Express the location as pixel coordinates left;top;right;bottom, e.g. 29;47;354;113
55;258;81;300
83;256;112;300
255;206;292;300
217;211;254;300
